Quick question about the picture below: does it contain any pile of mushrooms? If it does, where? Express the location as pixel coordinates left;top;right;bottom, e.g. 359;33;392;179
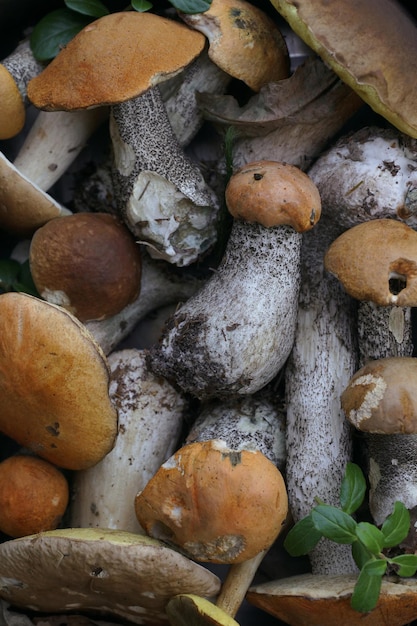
2;1;417;625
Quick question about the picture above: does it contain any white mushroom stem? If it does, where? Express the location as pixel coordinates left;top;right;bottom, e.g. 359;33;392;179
148;221;303;399
70;348;186;533
14;107;108;191
216;550;267;617
110;86;220;266
85;251;204;355
2;39;44;103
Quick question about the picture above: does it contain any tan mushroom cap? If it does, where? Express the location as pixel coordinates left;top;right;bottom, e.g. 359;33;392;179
225;160;321;231
27;11;206;111
0;64;25;139
180;0;290;92
341;356;417;434
0;152;69;236
0;528;221;624
324;219;417;307
0;454;69;538
135;439;288;564
166;594;239;626
269;0;417;139
247;572;417;626
29;213;142;322
0;292;118;470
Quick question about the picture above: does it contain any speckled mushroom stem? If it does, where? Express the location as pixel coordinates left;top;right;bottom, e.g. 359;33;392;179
2;39;44;104
110;86;220;266
70;348;186;533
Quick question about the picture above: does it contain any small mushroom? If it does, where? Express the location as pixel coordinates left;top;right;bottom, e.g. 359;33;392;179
0;292;117;470
29;212;142;322
0;454;69;538
0;528;221;624
148;160;321;399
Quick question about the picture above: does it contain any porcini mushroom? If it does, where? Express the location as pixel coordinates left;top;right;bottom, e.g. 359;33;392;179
27;11;221;267
148;160;321;399
29;212;142;322
0;292;117;470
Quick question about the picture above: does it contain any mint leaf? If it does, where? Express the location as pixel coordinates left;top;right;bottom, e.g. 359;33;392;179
311;505;357;544
339;462;366;515
381;501;411;548
65;0;109;17
283;514;323;556
351;540;374;570
389;554;417;577
30;8;93;60
170;0;212;13
350;560;386;613
0;259;21;292
356;522;385;555
131;0;153;10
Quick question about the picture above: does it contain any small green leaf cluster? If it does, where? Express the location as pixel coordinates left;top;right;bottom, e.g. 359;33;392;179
30;0;212;61
284;462;417;613
0;259;39;297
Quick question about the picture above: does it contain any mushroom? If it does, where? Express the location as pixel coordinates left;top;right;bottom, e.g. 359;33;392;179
148;160;321;399
27;11;222;267
0;528;221;624
29;212;142;322
0;453;69;538
0;292;117;470
70;348;186;533
269;0;417;138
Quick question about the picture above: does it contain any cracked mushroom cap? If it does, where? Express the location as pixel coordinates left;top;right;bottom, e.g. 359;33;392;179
269;0;417;139
29;213;142;322
324;219;417;307
0;64;25;138
135;439;288;564
180;0;290;92
27;12;206;111
225;160;321;231
0;292;118;470
0;528;221;624
341;356;417;434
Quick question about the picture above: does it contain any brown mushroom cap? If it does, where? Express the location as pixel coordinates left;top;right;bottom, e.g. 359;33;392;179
180;0;290;92
225;160;321;231
27;12;206;111
341;356;417;434
0;454;69;538
269;0;417;139
324;219;417;307
0;292;117;470
0;528;221;624
29;213;142;322
135;439;288;564
0;64;25;139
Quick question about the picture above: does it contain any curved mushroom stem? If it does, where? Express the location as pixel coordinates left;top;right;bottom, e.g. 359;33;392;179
215;550;267;617
110;86;220;266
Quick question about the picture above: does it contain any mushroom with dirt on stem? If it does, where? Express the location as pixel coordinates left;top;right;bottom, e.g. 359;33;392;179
148;159;321;400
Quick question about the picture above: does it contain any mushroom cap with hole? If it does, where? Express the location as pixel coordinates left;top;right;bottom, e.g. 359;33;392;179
0;528;221;624
0;292;118;470
0;65;25;139
225;160;321;231
324;219;417;307
269;0;417;138
166;594;239;626
341;356;417;434
0;454;69;538
180;0;290;92
135;439;288;564
0;152;70;236
29;213;142;322
27;12;206;111
247;572;417;626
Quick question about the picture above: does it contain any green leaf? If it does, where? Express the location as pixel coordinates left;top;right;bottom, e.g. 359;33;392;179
30;8;94;61
65;0;109;17
339;462;367;515
169;0;212;14
389;554;417;577
0;259;21;291
381;501;411;548
283;514;323;557
350;560;386;613
355;522;385;555
351;540;374;570
131;0;153;10
311;505;357;544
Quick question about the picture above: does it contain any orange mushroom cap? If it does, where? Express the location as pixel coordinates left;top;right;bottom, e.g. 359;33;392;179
0;64;25;139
